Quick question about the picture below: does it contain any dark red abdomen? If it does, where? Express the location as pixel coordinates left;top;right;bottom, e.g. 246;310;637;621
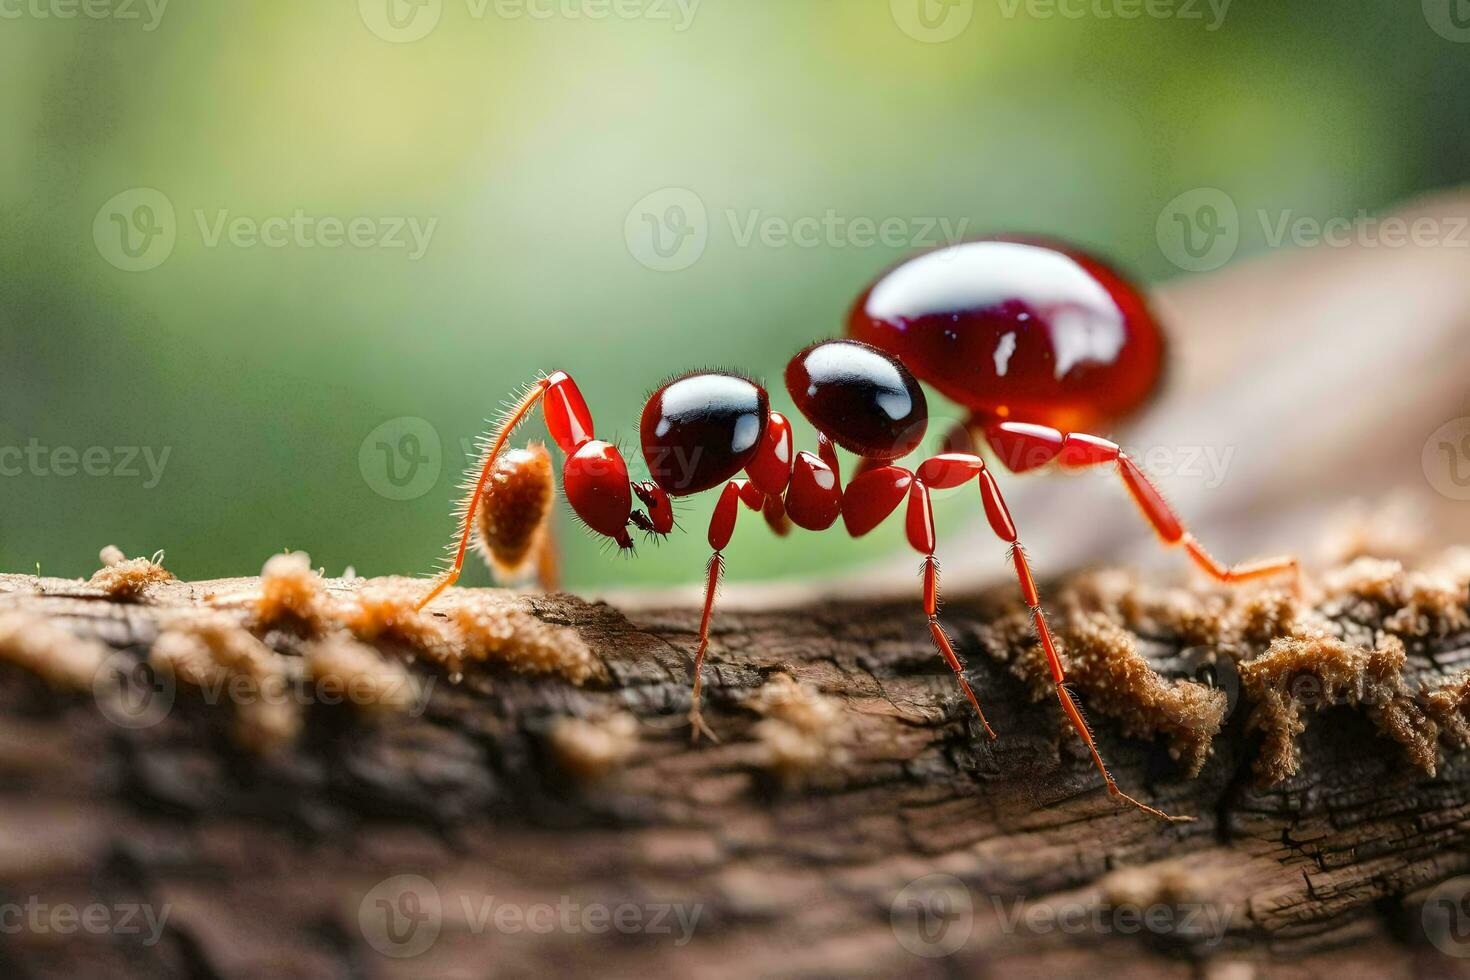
846;238;1166;433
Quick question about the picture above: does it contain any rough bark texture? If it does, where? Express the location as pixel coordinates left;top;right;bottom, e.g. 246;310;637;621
3;562;1470;980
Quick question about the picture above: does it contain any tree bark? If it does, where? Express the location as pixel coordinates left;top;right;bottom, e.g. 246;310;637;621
2;563;1470;980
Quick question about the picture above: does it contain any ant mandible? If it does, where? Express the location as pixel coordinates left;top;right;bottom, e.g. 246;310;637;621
413;236;1298;822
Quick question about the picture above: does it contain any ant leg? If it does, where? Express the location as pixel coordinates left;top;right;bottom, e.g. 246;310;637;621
842;463;996;733
986;423;1299;587
417;371;594;609
762;494;791;536
688;478;765;742
534;521;561;592
976;460;1191;822
907;451;1188;821
905;478;996;739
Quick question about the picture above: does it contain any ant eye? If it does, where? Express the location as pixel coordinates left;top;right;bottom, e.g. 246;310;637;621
640;373;769;496
785;339;927;461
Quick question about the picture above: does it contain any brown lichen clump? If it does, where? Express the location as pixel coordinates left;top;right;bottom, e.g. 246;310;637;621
254;552;332;632
475;444;555;581
453;599;604;685
1321;557;1470;638
341;580;603;686
1062;570;1306;655
1061;614;1227;777
549;712;639;779
88;545;173;599
747;672;847;776
304;635;423;717
1423;672;1470;751
0;612;110;691
342;585;461;670
988;560;1470;787
150;616;300;753
1238;632;1436;784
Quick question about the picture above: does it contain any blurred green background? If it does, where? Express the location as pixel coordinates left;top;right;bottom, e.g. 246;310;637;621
2;0;1467;588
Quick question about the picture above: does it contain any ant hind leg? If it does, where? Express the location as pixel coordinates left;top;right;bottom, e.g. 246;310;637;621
985;422;1299;590
907;450;1190;822
906;480;997;739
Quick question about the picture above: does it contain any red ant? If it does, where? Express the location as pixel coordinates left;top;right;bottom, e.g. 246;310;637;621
414;236;1297;821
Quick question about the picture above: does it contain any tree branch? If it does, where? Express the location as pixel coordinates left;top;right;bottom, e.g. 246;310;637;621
2;553;1469;977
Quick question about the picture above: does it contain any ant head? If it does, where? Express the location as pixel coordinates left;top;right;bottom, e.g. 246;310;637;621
785;339;928;461
563;440;635;551
639;372;769;497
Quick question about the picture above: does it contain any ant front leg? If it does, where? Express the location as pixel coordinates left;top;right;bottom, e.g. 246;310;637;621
986;423;1299;588
687;478;765;742
417;371;602;610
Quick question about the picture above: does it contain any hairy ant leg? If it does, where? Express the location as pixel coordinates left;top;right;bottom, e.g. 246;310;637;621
688;478;766;742
842;463;993;736
908;458;998;740
418;371;629;609
845;451;1186;820
985;423;1299;588
971;457;1189;822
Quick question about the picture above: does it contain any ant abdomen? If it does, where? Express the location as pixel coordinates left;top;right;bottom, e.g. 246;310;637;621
847;237;1166;432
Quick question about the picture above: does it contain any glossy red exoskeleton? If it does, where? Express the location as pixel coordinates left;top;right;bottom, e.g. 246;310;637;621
414;237;1297;821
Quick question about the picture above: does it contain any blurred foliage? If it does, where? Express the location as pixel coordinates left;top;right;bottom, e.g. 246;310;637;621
1;0;1466;587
